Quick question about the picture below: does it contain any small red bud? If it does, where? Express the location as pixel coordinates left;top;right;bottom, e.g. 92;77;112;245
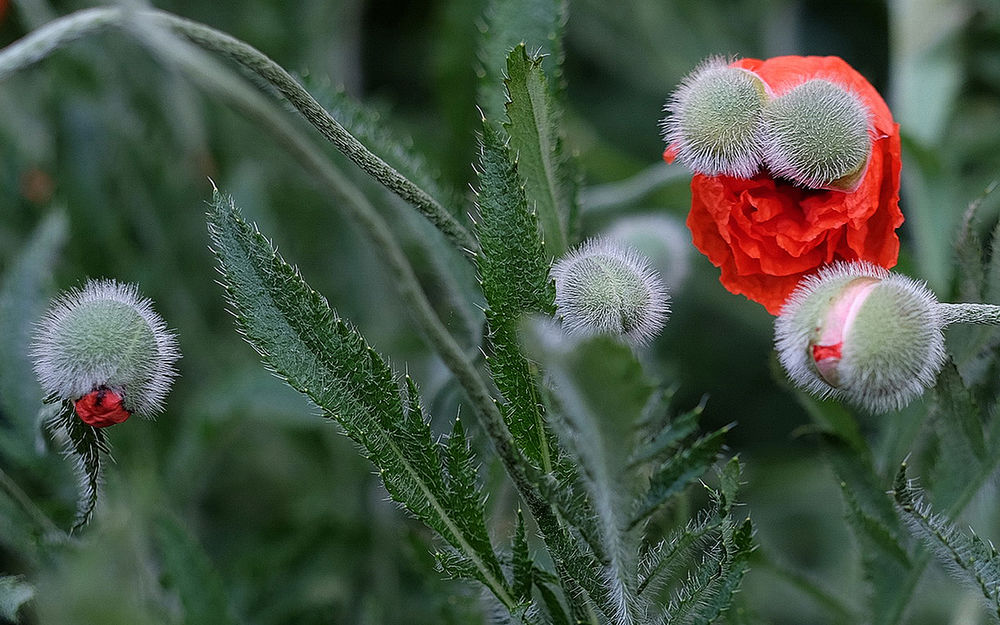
74;387;131;427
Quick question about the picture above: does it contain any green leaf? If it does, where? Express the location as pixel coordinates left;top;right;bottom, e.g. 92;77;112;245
503;44;576;257
660;520;753;625
637;509;723;598
0;575;34;623
153;514;236;625
629;393;703;469
0;210;67;465
43;402;109;533
478;0;566;123
535;580;572;625
630;424;731;529
474;121;556;471
894;463;1000;621
818;434;912;625
928;361;986;509
513;509;533;602
522;321;655;624
206;190;515;610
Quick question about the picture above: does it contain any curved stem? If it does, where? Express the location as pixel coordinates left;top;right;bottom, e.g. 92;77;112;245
0;7;479;258
136;23;603;618
938;302;1000;326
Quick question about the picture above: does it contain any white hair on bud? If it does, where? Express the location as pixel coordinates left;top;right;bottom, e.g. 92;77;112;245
661;56;769;178
775;261;945;414
762;79;873;190
551;238;669;347
31;279;180;418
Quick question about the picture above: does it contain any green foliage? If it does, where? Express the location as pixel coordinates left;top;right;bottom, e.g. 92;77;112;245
153;514;237;625
894;463;1000;621
503;44;577;257
206;190;515;610
477;0;566;123
475;120;556;471
0;210;66;465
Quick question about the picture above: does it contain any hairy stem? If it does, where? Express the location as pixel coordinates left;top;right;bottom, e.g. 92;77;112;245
938;302;1000;326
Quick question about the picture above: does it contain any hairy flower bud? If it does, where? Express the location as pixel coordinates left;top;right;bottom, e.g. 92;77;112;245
762;79;872;190
774;261;945;413
31;279;180;426
661;57;769;178
551;238;669;346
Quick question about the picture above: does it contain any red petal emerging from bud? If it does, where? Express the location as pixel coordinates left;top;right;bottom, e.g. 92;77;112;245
75;387;131;427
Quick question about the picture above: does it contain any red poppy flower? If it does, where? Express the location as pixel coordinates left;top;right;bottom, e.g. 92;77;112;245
667;56;903;314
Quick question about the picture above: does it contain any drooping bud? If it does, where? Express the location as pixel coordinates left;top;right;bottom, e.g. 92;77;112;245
551;238;669;346
31;279;180;426
661;57;769;178
774;261;945;413
762;79;872;191
603;214;691;292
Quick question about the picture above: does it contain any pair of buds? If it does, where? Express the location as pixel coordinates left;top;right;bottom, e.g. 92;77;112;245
663;58;872;191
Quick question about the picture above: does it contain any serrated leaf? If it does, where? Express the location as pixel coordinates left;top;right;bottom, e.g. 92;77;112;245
206;190;514;609
637;510;723;598
0;210;67;465
630;425;731;529
660;521;753;625
894;463;1000;621
503;44;575;257
475;121;556;471
0;575;34;622
535;580;572;625
153;514;236;625
478;0;566;123
629;395;703;469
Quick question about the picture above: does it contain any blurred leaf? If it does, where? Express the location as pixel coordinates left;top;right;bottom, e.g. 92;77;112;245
474;121;556;470
477;0;566;123
512;509;532;602
0;575;34;622
153;514;237;625
206;190;515;609
928;361;986;509
0;210;67;465
503;44;575;257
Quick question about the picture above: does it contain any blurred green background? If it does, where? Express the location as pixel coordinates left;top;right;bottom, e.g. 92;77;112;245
1;0;999;623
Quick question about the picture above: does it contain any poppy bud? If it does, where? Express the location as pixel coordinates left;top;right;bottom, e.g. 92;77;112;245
661;58;769;178
774;261;945;413
31;279;180;426
551;238;669;346
762;79;872;191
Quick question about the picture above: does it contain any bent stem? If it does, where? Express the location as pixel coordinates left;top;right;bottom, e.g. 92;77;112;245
938;302;1000;326
137;24;599;621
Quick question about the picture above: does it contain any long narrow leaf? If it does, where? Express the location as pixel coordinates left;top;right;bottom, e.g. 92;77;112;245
206;190;514;610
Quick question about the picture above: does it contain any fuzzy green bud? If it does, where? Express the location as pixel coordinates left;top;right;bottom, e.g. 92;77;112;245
762;79;872;191
662;58;769;178
774;262;945;413
551;238;669;346
31;279;180;424
603;214;690;292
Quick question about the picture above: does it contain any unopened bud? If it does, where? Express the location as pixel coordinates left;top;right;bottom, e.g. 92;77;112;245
551;238;669;346
662;58;769;178
762;79;872;191
31;279;180;426
774;261;944;413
